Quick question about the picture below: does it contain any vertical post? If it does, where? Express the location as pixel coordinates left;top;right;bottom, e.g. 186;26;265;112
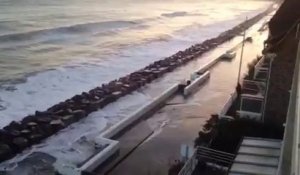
277;25;300;175
292;30;300;175
236;17;247;115
237;18;247;87
261;56;273;122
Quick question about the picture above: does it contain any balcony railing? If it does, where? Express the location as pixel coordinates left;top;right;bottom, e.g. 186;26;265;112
178;150;198;175
277;39;300;175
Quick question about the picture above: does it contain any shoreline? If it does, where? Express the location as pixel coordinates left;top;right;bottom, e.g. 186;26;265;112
0;6;274;164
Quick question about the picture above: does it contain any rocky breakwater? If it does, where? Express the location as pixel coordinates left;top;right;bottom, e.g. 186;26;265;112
0;7;273;163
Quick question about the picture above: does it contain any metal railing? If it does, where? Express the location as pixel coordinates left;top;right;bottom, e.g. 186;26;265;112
196;146;235;165
277;39;300;175
178;146;236;175
178;150;198;175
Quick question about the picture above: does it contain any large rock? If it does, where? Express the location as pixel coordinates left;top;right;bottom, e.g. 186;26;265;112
26;122;41;134
20;129;31;137
35;111;52;117
112;91;122;98
54;108;72;116
85;102;100;113
47;102;67;112
0;130;13;143
71;95;82;102
99;95;114;106
12;137;29;151
21;115;37;124
81;92;90;98
0;129;20;145
40;124;54;136
61;115;75;126
37;116;52;124
3;121;22;132
27;122;38;128
50;119;65;131
0;144;13;162
72;110;86;121
28;134;44;144
8;130;21;138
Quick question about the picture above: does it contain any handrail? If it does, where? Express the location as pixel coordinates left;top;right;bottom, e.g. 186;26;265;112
178;146;236;175
292;37;300;175
178;150;198;175
254;56;266;78
277;38;300;175
197;146;236;157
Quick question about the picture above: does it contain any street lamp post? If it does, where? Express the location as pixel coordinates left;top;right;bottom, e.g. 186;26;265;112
237;22;247;88
236;18;247;116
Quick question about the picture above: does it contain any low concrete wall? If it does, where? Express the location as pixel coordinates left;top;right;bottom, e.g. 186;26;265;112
101;83;179;139
79;138;120;173
183;71;210;96
77;84;180;173
219;91;237;117
197;57;220;74
56;57;225;174
53;52;235;174
55;83;180;174
64;54;226;174
55;138;119;175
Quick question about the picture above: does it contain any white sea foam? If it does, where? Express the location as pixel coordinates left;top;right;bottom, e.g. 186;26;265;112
0;5;270;128
0;0;272;167
0;11;272;171
0;90;152;169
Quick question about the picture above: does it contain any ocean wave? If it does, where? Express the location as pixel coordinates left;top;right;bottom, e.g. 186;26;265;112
161;11;203;18
0;20;139;43
161;11;188;17
141;34;173;43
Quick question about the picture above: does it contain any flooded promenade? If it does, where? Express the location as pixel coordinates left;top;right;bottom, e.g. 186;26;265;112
96;17;270;175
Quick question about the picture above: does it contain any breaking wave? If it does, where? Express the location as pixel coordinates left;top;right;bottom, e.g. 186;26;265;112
0;20;140;43
161;11;203;18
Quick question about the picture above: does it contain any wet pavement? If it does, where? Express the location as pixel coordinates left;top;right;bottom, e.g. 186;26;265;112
95;19;269;175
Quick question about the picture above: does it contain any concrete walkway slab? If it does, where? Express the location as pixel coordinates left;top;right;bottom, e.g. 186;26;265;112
95;121;153;174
